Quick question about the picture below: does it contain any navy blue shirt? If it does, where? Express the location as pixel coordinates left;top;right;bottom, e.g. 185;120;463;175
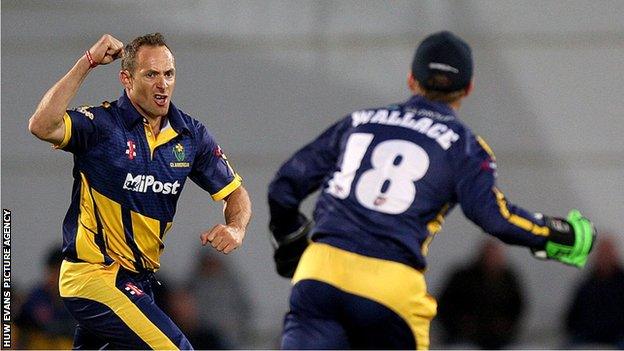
57;92;242;272
269;95;548;269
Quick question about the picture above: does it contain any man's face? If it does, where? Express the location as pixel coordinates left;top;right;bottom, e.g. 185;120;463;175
123;45;176;120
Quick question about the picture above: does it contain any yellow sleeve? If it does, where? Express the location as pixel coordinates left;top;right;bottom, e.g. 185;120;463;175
53;113;72;149
211;174;243;201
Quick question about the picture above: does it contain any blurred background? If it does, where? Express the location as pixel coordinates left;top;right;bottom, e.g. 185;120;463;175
2;0;623;349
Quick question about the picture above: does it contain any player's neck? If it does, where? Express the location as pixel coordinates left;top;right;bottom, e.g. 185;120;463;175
126;93;167;136
448;100;462;111
410;85;463;112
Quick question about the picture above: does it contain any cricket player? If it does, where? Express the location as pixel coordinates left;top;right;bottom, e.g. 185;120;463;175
28;33;252;349
268;31;595;350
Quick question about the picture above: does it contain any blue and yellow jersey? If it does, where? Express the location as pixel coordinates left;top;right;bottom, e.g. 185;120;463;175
269;95;549;270
57;92;242;273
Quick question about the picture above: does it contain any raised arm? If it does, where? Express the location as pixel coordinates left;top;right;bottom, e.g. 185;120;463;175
28;34;124;144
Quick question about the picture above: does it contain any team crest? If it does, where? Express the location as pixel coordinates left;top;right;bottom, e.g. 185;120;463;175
170;143;190;168
173;143;185;161
126;140;137;160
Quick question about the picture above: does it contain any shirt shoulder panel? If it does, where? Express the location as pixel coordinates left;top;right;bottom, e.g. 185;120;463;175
61;102;117;154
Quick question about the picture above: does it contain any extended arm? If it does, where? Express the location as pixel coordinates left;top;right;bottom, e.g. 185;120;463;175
28;34;124;144
456;135;595;267
201;186;252;254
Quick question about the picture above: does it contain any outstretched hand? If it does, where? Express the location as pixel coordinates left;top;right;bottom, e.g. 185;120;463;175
531;209;596;268
88;34;124;66
200;224;244;254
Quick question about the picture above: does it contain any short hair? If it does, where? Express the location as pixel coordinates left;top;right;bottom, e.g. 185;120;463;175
121;33;171;73
418;76;468;104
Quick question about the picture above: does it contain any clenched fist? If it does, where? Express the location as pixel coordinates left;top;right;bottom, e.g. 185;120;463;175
88;34;124;66
200;224;245;254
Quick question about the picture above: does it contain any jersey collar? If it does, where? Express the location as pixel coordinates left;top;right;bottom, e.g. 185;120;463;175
118;91;192;137
405;94;457;118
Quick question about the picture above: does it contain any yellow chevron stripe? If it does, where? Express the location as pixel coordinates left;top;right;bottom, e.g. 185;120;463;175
293;243;437;350
90;187;136;270
131;211;163;271
476;135;496;160
59;261;179;350
422;203;451;256
75;173;104;263
493;187;549;236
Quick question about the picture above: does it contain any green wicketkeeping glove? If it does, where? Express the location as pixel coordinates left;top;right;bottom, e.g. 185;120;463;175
532;209;596;268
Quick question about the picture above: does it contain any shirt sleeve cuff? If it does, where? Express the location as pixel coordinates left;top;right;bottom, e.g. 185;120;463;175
211;174;243;201
53;113;72;149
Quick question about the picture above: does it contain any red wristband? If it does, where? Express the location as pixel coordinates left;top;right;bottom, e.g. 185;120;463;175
84;50;97;68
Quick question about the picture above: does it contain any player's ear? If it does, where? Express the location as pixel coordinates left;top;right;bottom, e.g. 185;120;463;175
119;70;132;90
463;79;475;98
407;71;418;93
